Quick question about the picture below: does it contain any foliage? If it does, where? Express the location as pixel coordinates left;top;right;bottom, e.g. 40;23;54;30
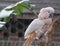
0;0;37;28
6;0;37;15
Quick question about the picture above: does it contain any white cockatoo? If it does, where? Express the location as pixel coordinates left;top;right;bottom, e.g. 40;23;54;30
23;7;55;46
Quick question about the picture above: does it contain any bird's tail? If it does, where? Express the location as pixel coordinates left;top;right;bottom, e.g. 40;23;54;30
23;31;36;46
23;38;34;46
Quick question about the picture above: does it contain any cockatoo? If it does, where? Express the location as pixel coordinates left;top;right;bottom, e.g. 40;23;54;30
23;7;55;46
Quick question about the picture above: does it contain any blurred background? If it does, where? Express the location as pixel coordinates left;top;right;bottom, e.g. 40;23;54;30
0;0;60;46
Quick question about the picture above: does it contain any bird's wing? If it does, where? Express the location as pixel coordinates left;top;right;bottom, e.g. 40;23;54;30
25;19;45;36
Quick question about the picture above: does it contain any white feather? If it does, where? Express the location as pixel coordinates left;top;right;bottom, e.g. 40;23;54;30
25;19;45;36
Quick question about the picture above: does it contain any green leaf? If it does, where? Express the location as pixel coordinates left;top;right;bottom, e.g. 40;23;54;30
12;1;29;15
3;17;10;22
5;0;37;16
14;6;20;15
13;4;24;15
5;4;15;11
0;8;14;18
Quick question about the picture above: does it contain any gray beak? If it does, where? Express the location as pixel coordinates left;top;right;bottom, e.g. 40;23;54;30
49;13;54;18
49;13;54;21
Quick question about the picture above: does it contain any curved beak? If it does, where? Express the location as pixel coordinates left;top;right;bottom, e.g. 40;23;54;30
49;13;54;21
49;13;54;18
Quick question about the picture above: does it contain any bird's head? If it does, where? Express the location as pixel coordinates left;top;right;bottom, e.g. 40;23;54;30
38;7;55;19
44;7;55;14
